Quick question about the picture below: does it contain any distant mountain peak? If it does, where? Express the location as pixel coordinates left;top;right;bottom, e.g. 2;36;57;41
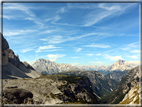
116;59;125;65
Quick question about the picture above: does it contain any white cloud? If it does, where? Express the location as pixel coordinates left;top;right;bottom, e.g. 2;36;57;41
25;17;44;27
40;33;99;44
84;10;114;26
98;3;121;10
85;44;110;48
4;30;36;36
125;61;140;65
71;57;79;59
126;55;138;59
3;3;47;28
3;15;15;20
51;15;61;23
4;3;36;17
47;54;65;61
75;48;82;53
21;48;34;53
36;45;61;53
129;50;140;53
67;3;97;9
104;54;123;61
86;54;94;56
57;7;67;13
95;53;102;56
83;3;135;26
120;42;139;50
38;29;57;34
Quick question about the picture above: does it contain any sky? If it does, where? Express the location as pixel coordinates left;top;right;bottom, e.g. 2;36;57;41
3;3;140;66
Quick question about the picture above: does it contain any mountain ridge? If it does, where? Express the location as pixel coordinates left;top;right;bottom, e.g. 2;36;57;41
32;58;137;75
2;33;41;79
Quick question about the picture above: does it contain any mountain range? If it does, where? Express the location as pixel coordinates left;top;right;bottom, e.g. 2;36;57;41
32;59;137;75
32;59;82;74
2;33;140;105
77;60;136;74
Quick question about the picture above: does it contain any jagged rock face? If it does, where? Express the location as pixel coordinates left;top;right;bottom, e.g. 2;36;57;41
3;88;33;104
101;66;140;104
2;34;9;65
2;34;41;79
2;75;98;104
8;49;20;68
105;70;129;82
23;61;35;70
32;59;81;74
2;33;9;51
119;85;139;104
57;70;118;97
116;60;125;65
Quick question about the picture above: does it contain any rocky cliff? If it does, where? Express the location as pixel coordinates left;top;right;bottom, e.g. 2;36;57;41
2;33;41;79
100;66;140;104
56;70;118;98
2;74;98;104
105;70;129;82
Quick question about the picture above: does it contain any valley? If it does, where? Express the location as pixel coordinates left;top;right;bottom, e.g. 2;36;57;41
1;34;140;105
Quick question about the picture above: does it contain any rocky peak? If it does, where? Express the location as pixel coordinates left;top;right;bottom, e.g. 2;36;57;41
116;60;125;65
2;33;9;52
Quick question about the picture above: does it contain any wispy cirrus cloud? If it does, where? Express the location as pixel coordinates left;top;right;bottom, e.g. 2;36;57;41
98;3;121;10
83;10;114;26
3;15;16;20
56;7;68;13
85;43;111;48
47;54;65;61
120;42;139;50
104;54;123;61
67;3;97;9
3;3;52;28
25;17;44;27
4;3;36;17
83;3;136;26
36;45;61;53
4;29;36;36
38;29;58;34
40;33;102;44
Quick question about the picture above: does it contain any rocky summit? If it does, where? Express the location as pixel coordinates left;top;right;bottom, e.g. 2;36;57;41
2;33;41;79
1;33;140;105
2;34;98;104
32;58;82;74
100;66;140;104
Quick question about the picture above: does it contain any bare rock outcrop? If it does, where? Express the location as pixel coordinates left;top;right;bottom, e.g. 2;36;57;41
3;88;33;104
2;33;41;79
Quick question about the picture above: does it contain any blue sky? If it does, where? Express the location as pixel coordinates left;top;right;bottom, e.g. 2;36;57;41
3;3;140;66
